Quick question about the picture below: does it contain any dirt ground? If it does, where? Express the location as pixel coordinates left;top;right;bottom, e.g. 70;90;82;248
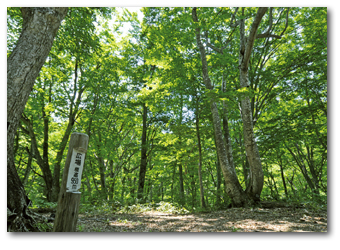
72;206;327;232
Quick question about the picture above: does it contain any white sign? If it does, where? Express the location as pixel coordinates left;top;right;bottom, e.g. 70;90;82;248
66;149;85;193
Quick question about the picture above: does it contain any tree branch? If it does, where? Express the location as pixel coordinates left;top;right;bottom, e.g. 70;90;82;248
230;7;239;27
279;7;290;37
256;7;290;39
192;7;214;90
242;7;268;71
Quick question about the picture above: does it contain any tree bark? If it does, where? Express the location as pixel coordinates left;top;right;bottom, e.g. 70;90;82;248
192;7;247;207
178;164;185;205
195;98;206;208
238;7;267;202
96;130;107;198
222;77;235;169
22;145;33;187
137;103;148;200
7;7;68;231
178;95;185;205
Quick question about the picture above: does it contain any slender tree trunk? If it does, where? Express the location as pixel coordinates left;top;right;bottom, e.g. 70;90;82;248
22;145;33;187
21;115;54;201
216;159;222;207
171;165;176;202
83;166;92;197
286;144;316;192
7;7;68;231
178;95;185;205
178;164;185;205
279;163;288;198
306;146;320;194
52;62;85;202
195;99;206;208
214;136;222;207
121;175;126;201
109;160;116;201
95;130;107;199
137;103;148;200
90;162;100;194
222;76;235;169
189;166;196;208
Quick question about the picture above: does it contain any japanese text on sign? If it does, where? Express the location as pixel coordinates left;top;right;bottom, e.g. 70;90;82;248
66;149;85;193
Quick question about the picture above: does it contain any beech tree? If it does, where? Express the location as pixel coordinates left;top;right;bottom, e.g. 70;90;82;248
7;7;68;231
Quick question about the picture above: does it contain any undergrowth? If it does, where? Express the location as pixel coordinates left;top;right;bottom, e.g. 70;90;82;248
79;201;190;215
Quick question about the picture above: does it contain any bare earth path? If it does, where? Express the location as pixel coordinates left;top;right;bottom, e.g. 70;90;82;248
73;207;327;232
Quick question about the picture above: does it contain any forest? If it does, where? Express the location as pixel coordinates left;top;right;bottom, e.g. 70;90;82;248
7;7;327;232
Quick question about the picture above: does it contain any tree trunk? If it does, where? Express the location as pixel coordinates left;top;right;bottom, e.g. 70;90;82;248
137;103;148;200
214;138;222;207
52;62;86;202
83;165;92;197
95;130;107;199
192;7;247;207
189;168;196;208
286;143;317;193
7;7;68;231
171;165;176;202
238;7;267;202
178;164;185;205
222;76;235;169
21;114;54;202
279;163;288;198
178;95;185;205
22;145;33;187
195;99;206;209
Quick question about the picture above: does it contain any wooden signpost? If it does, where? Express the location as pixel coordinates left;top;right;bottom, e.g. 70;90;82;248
53;132;89;232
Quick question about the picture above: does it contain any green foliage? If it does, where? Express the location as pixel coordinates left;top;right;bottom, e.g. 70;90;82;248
7;7;22;57
35;222;53;232
231;226;240;232
9;7;327;213
156;201;190;214
116;201;190;214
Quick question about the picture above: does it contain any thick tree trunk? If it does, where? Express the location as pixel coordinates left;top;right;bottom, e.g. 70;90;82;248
7;161;39;232
210;102;248;206
192;7;247;207
137;103;148;200
7;7;68;231
238;8;267;203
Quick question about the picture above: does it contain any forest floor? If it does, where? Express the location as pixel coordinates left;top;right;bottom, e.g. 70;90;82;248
58;204;327;232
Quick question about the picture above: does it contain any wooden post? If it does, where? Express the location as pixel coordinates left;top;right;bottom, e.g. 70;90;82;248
53;132;89;232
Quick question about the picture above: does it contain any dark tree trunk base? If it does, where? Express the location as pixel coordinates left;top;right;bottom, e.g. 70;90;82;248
7;208;39;232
